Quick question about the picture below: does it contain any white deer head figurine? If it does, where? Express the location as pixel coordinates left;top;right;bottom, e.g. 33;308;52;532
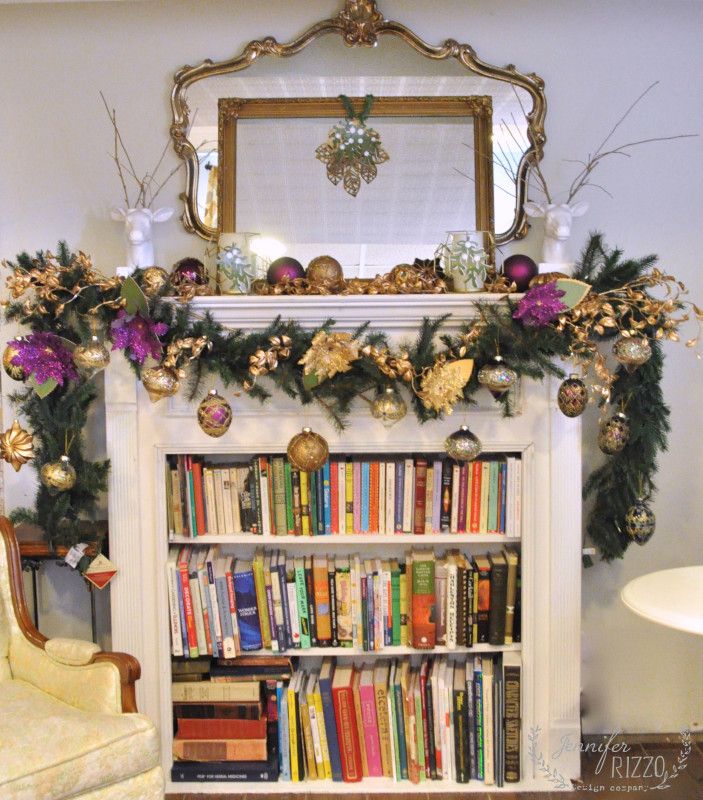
524;200;588;267
110;207;173;272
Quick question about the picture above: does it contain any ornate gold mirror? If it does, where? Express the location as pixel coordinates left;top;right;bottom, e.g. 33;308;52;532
170;0;546;249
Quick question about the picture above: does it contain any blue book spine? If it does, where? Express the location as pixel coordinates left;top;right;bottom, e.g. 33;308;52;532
277;682;291;781
175;571;189;656
277;556;293;650
318;672;344;781
315;468;325;535
499;462;508;534
394;678;408;779
233;566;263;650
361;461;370;532
394;462;404;531
322;462;332;535
215;576;234;650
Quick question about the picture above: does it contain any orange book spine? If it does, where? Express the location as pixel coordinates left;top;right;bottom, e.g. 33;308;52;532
369;461;380;534
172;736;268;761
312;556;332;643
191;462;207;536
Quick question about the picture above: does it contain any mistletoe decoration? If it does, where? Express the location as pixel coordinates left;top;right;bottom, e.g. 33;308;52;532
2;234;701;563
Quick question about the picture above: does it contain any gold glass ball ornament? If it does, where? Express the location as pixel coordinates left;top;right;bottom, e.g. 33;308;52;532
3;338;27;381
287;427;329;472
197;389;233;438
598;411;630;455
445;424;482;462
139;266;169;298
141;365;180;403
73;336;110;373
370;386;407;428
613;335;652;373
40;455;76;492
0;419;34;472
625;498;656;545
557;374;588;417
478;355;518;400
306;255;345;291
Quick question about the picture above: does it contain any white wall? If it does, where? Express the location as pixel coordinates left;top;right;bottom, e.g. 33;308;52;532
1;0;702;734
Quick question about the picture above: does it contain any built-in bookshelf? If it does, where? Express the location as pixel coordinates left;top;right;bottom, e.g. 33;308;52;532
103;295;582;795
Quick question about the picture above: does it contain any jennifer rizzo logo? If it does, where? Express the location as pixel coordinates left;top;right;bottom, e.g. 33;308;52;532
528;727;692;792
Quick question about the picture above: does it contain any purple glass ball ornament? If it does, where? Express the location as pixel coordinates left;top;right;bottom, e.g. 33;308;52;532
502;254;539;292
267;257;305;285
170;257;207;287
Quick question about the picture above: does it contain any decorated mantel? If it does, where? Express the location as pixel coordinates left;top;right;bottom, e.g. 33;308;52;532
1;0;699;793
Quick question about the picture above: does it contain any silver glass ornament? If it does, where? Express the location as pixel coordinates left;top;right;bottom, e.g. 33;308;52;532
613;336;652;373
370;386;407;428
445;424;482;462
478;355;518;400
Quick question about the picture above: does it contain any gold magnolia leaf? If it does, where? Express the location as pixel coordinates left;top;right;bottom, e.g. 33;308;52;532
343;168;361;197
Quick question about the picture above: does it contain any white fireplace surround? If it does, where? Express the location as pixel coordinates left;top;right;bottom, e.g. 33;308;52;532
104;294;581;792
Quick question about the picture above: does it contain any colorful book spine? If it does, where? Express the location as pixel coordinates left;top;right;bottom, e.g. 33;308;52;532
232;561;263;651
322;461;332;535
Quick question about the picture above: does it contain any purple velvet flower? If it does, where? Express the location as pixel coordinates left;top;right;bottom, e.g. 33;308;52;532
111;311;169;364
10;332;78;386
513;282;568;327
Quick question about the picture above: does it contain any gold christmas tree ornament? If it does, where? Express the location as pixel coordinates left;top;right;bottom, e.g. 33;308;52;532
73;335;110;373
370;386;407;428
613;335;652;373
40;454;76;492
139;266;169;298
3;338;27;381
197;389;233;438
141;365;180;403
0;419;34;472
445;424;482;462
287;427;329;472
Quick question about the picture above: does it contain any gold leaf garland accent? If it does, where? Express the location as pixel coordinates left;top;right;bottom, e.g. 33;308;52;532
298;331;360;382
416;357;474;415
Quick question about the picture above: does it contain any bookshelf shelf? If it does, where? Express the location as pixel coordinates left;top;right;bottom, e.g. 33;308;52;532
173;643;522;659
169;533;519;546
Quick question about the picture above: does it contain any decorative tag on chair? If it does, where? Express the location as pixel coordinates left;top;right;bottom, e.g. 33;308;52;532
315;94;389;196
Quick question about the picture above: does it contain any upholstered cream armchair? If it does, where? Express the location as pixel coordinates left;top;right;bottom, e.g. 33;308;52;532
0;518;164;799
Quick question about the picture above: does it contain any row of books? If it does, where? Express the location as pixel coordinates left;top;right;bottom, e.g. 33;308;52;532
168;545;521;657
166;454;522;538
170;654;521;786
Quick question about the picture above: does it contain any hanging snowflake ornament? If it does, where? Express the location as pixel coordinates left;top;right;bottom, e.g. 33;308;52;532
315;94;389;197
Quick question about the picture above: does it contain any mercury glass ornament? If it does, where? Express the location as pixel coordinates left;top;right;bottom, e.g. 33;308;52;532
557;374;588;417
598;411;630;455
306;255;344;291
445;424;482;462
40;455;76;492
3;339;27;381
197;389;233;438
141;365;180;403
613;335;652;373
73;336;110;373
287;427;329;472
370;386;407;428
625;498;655;545
139;266;169;298
478;355;518;400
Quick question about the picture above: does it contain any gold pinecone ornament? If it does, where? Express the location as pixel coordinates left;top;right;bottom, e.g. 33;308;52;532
73;336;110;373
197;389;233;438
598;411;630;455
3;339;27;381
141;365;180;403
445;425;482;462
287;427;329;472
370;386;407;428
0;420;34;472
40;455;77;492
557;374;588;417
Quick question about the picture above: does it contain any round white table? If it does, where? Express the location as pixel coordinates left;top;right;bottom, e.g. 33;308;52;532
621;566;703;635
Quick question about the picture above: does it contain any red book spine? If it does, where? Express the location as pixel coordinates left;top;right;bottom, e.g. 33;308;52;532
330;461;339;535
458;463;468;533
413;459;427;535
369;461;380;534
178;555;198;655
176;716;267;739
332;684;363;781
191;461;207;536
470;462;482;533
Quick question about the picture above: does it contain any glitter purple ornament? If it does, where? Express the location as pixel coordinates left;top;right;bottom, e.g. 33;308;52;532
111;310;168;364
512;282;567;328
10;332;78;386
266;257;305;285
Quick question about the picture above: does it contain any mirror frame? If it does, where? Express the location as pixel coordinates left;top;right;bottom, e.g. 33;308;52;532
218;95;494;236
170;0;546;244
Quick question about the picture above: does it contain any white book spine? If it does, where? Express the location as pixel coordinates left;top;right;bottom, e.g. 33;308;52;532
446;560;458;649
514;458;522;538
505;458;514;538
166;557;183;657
377;461;386;535
259;464;271;537
424;466;434;533
351;555;361;648
189;575;207;653
450;464;460;533
482;665;495;784
432;460;443;533
285;577;301;647
207;555;223;648
203;468;217;535
442;659;451;780
402;458;414;532
214;469;226;535
385;462;395;535
373;568;382;650
230;467;242;533
337;461;346;535
221;469;234;535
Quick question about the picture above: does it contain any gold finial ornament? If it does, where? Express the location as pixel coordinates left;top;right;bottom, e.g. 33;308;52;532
0;420;34;472
141;365;180;403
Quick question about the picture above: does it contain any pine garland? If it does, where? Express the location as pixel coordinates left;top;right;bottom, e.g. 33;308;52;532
2;234;691;562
